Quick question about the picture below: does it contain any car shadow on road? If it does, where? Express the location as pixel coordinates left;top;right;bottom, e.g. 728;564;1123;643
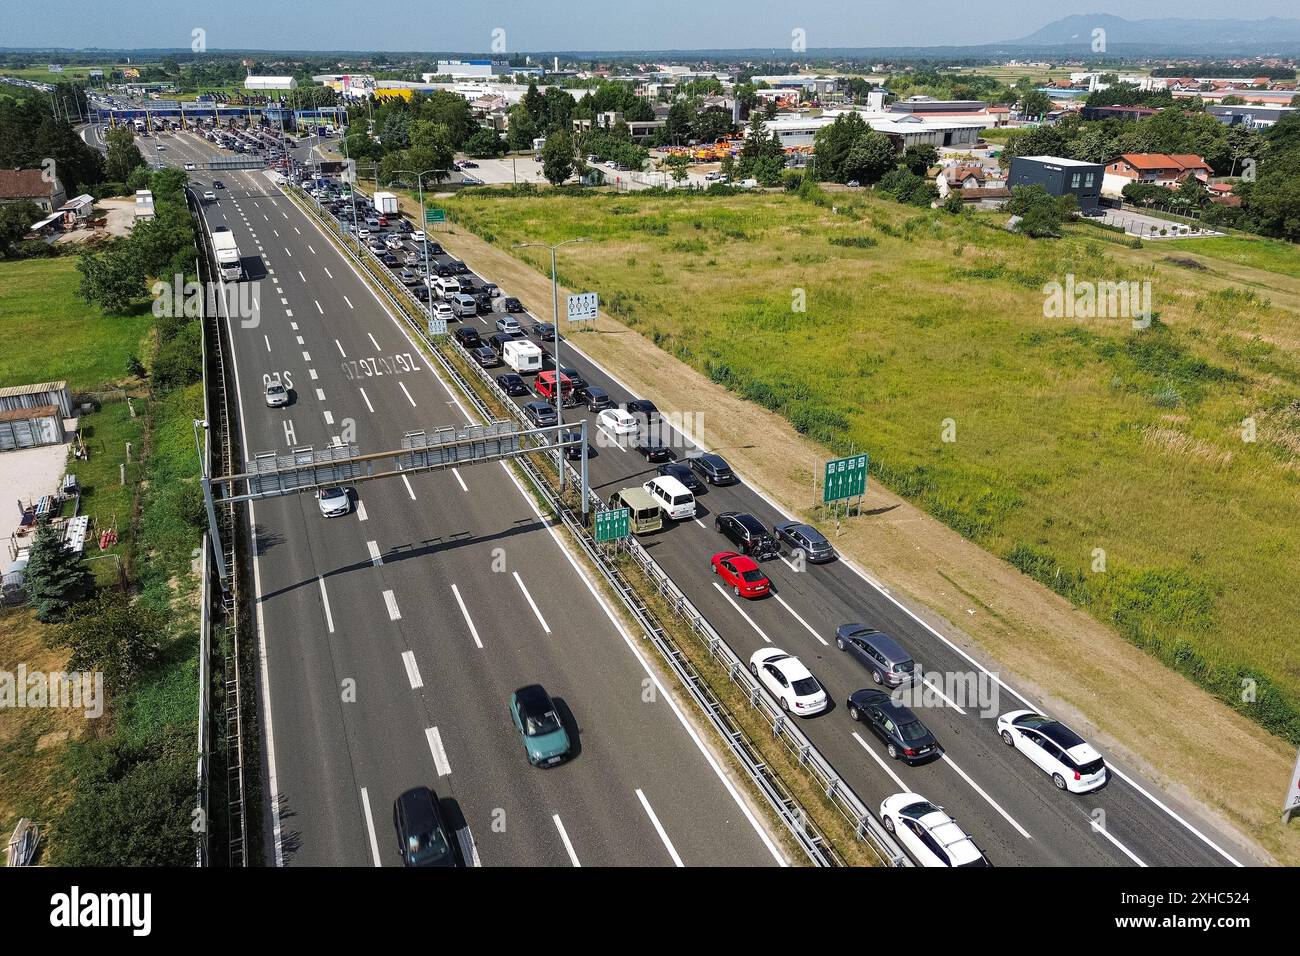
552;696;582;762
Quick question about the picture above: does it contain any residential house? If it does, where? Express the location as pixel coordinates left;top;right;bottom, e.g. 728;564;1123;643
1103;153;1213;198
0;168;66;213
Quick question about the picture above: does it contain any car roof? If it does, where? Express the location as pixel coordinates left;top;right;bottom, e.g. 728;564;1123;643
718;551;760;571
515;683;552;713
734;513;765;533
771;655;813;682
396;787;439;830
1037;721;1087;750
700;453;728;467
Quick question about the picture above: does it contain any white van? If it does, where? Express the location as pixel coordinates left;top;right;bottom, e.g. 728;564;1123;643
644;475;696;520
433;276;460;298
451;293;478;318
503;339;542;374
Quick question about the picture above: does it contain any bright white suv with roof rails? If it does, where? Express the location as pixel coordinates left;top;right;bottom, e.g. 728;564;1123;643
880;793;989;867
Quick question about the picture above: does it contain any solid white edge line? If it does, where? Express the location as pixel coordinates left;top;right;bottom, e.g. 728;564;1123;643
635;788;684;867
284;176;787;866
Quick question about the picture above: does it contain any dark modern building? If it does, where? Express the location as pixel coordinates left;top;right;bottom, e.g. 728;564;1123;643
1008;155;1105;212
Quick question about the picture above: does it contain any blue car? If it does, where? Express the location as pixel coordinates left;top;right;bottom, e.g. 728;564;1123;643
510;685;571;767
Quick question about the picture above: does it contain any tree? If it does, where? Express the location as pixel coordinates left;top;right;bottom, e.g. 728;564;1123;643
1018;89;1053;120
50;593;163;693
25;521;94;622
0;200;42;257
541;131;575;185
464;127;504;158
843;130;898;185
51;728;197;866
812;112;870;182
104;125;145;182
1006;184;1071;238
901;144;938;176
76;248;147;314
505;104;539;152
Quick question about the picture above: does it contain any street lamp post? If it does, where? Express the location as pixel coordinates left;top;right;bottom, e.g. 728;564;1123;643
513;237;588;492
393;167;451;334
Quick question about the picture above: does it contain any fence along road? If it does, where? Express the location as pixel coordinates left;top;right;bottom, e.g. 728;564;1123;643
172;128;785;867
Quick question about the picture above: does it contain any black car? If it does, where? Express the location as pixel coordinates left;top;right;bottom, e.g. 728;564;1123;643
530;321;556;341
715;512;778;559
577;384;612;411
625;399;660;425
212;179;224;189
487;332;512;355
559;428;586;460
559;366;586;390
448;259;469;275
456;276;475;293
656;461;703;493
393;787;456;867
523;401;558;427
412;285;430;301
470;344;500;368
633;435;672;462
773;521;836;564
434;261;456;277
475;292;494;314
454;327;482;349
689;453;737;486
847;689;940;764
497;373;529;396
426;242;444;256
381;253;400;267
504;297;524;313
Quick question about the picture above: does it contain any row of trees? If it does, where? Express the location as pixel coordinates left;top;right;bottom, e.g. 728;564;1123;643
0;90;106;197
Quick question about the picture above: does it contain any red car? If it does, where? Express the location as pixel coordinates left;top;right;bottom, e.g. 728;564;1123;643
711;551;771;599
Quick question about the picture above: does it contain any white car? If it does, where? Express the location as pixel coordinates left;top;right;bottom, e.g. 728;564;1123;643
315;487;351;518
597;408;638;437
432;301;454;321
183;162;195;171
880;793;989;867
748;648;828;716
202;190;217;202
411;230;425;242
155;143;165;151
264;380;289;407
356;228;370;240
385;236;405;251
996;710;1108;793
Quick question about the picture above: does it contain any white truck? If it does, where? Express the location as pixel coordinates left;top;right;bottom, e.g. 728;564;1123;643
503;340;542;374
373;191;400;215
210;226;242;281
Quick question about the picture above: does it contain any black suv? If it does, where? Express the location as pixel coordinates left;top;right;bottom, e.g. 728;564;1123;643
504;297;524;313
714;512;778;559
393;787;456;867
453;327;482;349
656;461;703;493
577;384;612;411
689;453;737;486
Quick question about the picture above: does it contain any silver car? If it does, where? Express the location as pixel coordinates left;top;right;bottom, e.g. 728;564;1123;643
264;381;289;407
316;487;351;518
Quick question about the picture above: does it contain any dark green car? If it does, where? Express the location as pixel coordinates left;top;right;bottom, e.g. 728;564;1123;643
510;685;571;767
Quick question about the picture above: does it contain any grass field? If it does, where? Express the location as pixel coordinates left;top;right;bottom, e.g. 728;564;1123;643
1173;236;1300;280
0;258;153;392
444;187;1300;743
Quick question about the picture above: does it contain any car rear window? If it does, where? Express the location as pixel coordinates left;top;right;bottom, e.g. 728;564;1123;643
791;677;822;696
899;720;929;742
741;569;766;583
671;494;691;506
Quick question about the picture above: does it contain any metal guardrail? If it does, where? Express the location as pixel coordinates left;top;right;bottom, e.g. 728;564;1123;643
283;181;910;866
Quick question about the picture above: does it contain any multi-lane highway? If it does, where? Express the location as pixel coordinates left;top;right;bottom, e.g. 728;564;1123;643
123;119;1263;869
142;125;785;867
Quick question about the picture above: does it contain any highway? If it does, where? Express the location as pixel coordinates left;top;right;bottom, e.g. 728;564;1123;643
283;151;1260;869
120;118;1261;869
144;125;785;868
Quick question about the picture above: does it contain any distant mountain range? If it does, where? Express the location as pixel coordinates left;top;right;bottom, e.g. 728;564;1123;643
1005;14;1300;53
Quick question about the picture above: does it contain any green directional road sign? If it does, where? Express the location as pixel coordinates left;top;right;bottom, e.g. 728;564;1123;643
425;208;446;224
595;507;630;544
823;454;869;504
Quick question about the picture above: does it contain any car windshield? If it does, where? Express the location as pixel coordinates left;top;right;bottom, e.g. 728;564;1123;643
267;384;284;393
899;720;930;742
741;569;766;583
407;828;450;865
525;709;561;736
321;488;344;500
791;677;821;697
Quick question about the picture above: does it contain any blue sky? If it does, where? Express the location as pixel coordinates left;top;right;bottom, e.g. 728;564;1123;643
7;0;1297;51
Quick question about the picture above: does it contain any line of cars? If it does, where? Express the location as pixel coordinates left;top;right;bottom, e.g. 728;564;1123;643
302;174;1116;868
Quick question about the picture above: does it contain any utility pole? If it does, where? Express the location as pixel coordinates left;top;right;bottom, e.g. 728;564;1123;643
393;167;451;333
513;238;589;492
